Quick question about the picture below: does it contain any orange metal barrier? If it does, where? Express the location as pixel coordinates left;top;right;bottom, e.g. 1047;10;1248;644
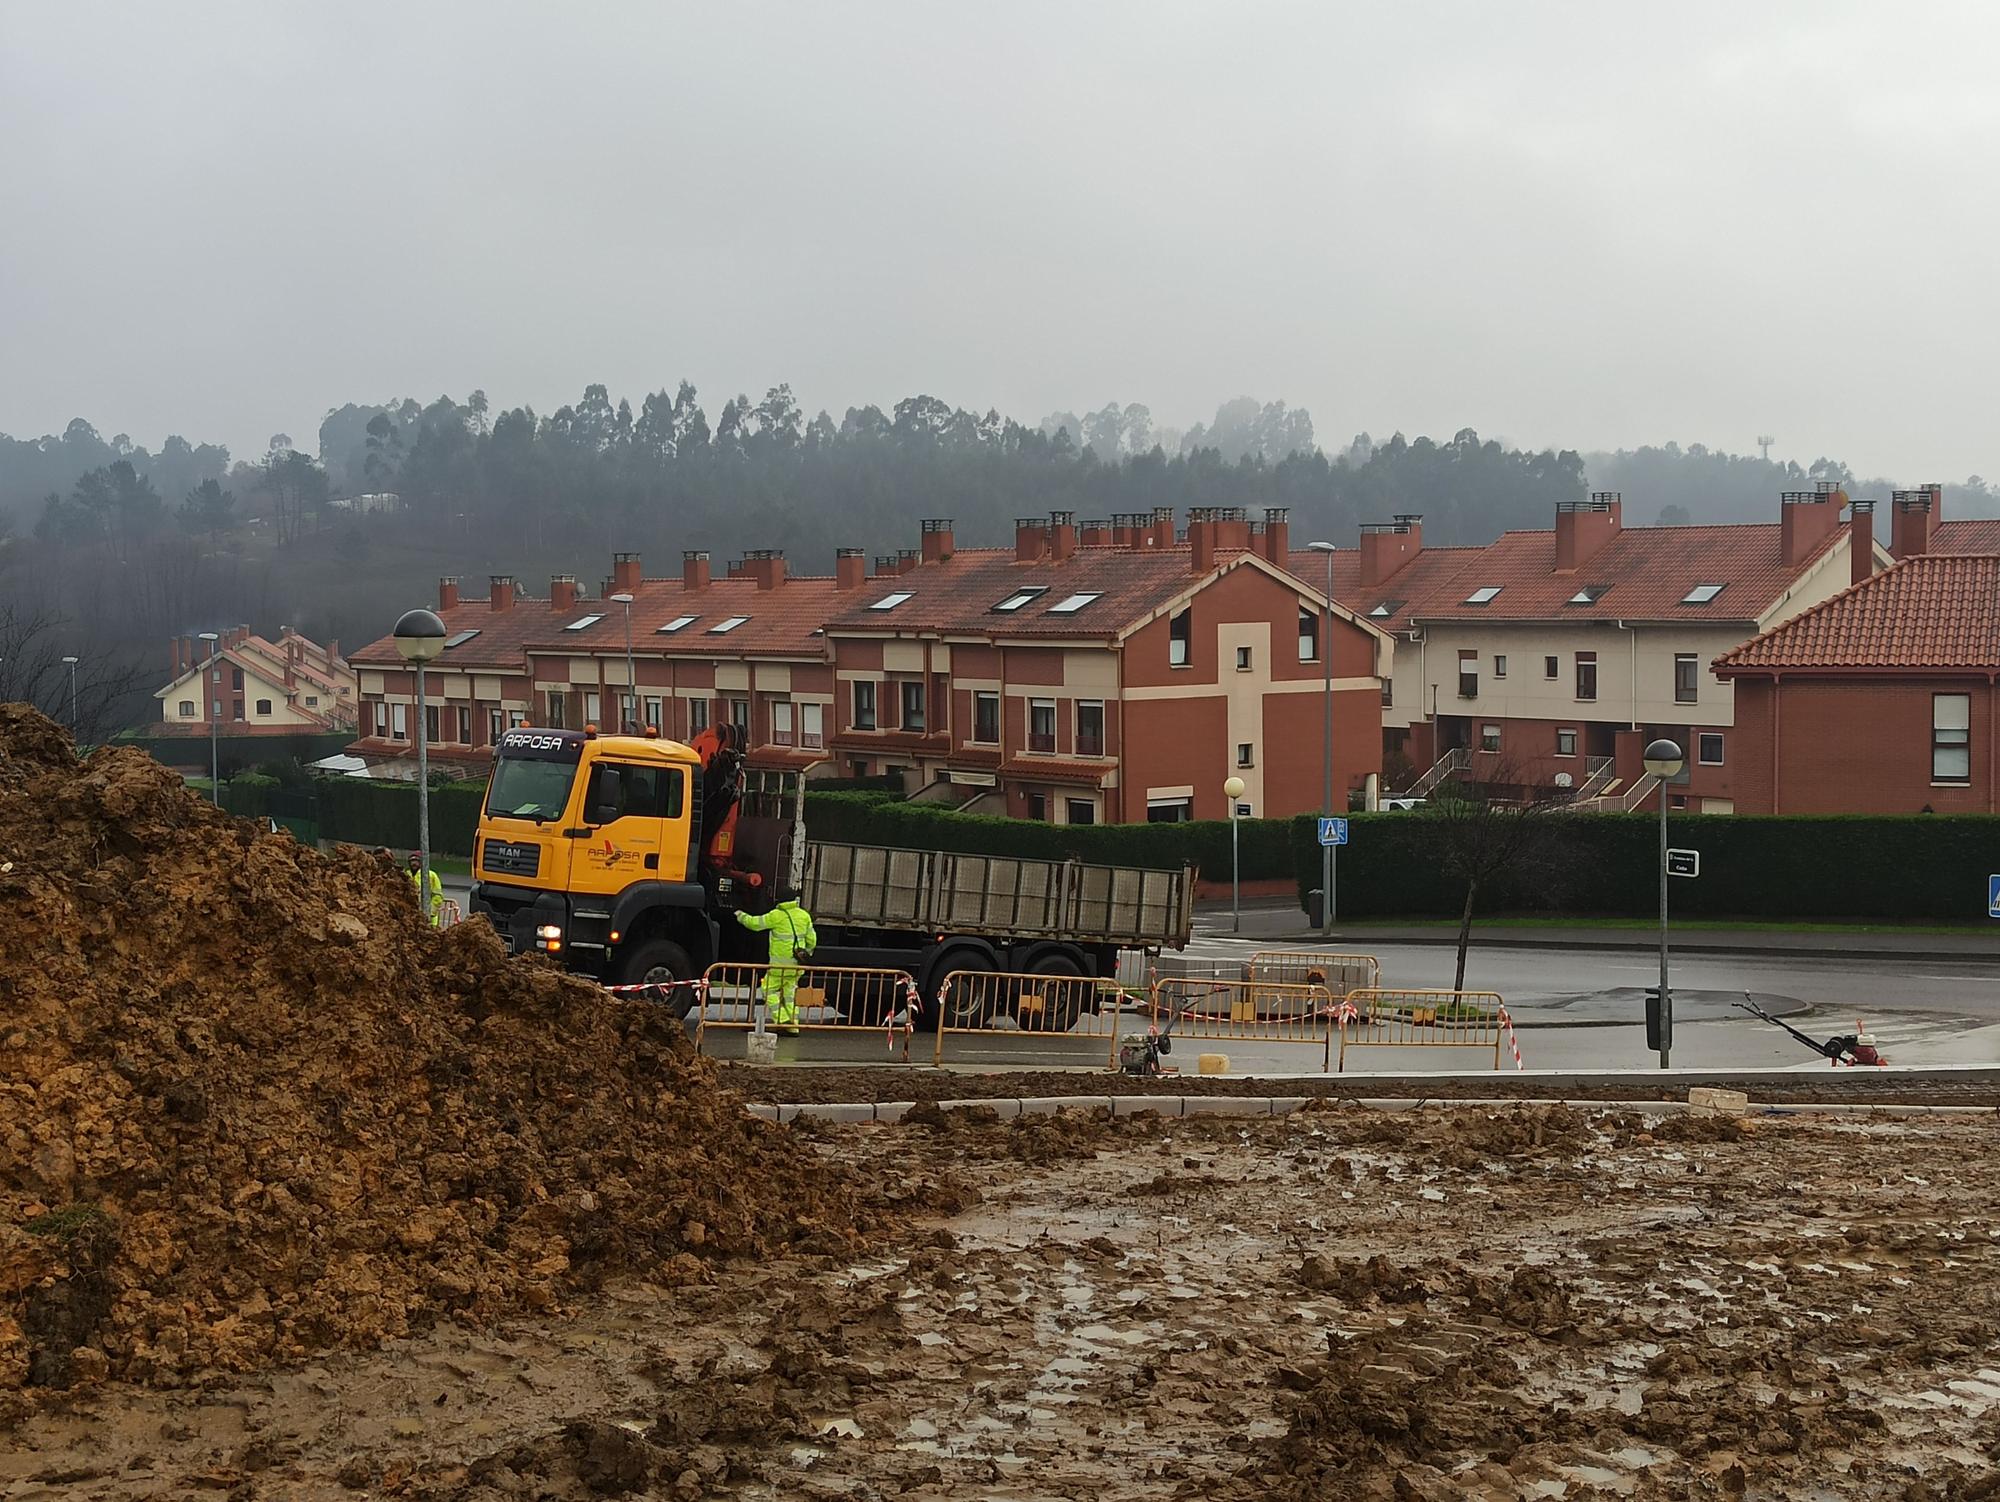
696;962;924;1061
1336;988;1506;1072
1145;976;1341;1070
933;969;1128;1065
439;899;463;928
1245;949;1379;999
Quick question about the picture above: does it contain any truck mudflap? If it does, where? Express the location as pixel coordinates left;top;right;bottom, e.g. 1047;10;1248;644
471;883;569;955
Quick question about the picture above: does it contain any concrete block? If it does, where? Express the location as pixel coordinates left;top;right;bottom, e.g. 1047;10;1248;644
872;1101;916;1123
744;1104;780;1122
745;1032;778;1066
773;1103;800;1124
1687;1086;1750;1116
1017;1096;1114;1116
1109;1096;1176;1117
1264;1097;1313;1116
1197;1053;1231;1075
796;1103;875;1124
1180;1096;1269;1117
939;1097;1020;1119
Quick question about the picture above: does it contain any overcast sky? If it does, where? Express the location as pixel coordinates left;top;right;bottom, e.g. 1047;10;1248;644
2;2;1994;479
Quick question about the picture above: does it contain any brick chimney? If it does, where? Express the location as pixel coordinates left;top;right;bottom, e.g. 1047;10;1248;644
1848;497;1876;586
1015;516;1047;563
896;548;919;576
873;553;898;578
613;551;642;593
1150;507;1174;548
743;549;786;590
1048;510;1078;562
283;640;297;690
1212;506;1252;551
327;638;340;664
170;636;183;678
920;517;954;562
1189;508;1216;573
1111;511;1142;548
1358;515;1423;587
1554;494;1622;572
682;550;711;590
438;576;461;611
836;547;866;590
1891;484;1943;558
1080;518;1111;547
1780;483;1841;567
550;575;579;612
490;575;516;611
1261;507;1291;563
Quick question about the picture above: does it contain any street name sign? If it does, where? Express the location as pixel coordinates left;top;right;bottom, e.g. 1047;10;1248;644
1667;848;1700;878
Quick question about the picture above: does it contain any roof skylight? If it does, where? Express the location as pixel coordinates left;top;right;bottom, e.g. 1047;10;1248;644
992;586;1049;613
1368;599;1406;619
708;615;750;634
1566;585;1609;605
563;614;604;631
870;591;914;611
1047;592;1101;614
1462;586;1502;605
443;629;481;648
1680;583;1726;605
656;615;698;634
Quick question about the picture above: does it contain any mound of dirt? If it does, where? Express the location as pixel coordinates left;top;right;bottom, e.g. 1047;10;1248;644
0;707;879;1392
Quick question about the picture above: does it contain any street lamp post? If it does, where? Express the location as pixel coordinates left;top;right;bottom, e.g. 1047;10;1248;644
609;592;637;730
393;608;448;920
1306;541;1339;934
1643;737;1685;1068
61;656;79;734
197;631;221;805
1223;775;1247;932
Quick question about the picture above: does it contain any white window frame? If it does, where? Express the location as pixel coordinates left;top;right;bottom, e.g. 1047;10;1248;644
1555;728;1577;757
1698;732;1724;766
178;699;195;718
972;691;1000;744
390;702;408;740
1480;724;1501;752
1934;693;1972;784
800;702;824;749
771;700;795;746
1494;654;1507;679
1235;645;1252;672
1076;699;1105;756
1236;741;1254;768
1028;697;1056;750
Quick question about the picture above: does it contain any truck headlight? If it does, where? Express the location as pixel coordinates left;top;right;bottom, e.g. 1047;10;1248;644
536;924;563;941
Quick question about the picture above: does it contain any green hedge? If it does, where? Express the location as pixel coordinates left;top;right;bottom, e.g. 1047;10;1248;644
1287;812;2000;923
122;730;356;778
315;777;490;856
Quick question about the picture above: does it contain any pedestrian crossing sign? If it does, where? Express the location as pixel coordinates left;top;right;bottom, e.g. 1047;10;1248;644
1989;874;2000;919
1318;817;1349;847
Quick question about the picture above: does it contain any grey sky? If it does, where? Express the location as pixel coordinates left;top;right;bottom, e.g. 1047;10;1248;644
3;2;1994;479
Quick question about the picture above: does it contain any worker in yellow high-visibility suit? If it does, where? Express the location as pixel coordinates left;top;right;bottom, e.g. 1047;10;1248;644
734;891;816;1035
406;852;445;927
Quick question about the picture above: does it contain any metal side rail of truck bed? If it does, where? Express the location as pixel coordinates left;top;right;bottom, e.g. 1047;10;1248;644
802;841;1194;950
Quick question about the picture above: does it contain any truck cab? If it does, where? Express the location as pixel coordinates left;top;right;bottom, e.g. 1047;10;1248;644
472;725;794;991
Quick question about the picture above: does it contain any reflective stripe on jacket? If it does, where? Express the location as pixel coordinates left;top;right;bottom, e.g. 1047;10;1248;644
735;900;816;966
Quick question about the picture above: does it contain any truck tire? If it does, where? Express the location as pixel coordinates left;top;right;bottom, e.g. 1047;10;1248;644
619;939;699;1020
1021;952;1089;1033
930;951;998;1030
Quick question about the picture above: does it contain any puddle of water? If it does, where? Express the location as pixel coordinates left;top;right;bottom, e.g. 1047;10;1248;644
815;1416;864;1439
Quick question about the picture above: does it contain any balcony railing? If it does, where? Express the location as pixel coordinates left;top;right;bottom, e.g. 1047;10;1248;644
1076;732;1104;757
1027;732;1056;753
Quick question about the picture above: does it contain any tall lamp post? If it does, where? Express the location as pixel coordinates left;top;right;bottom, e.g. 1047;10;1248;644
61;655;79;734
1306;540;1339;934
609;591;637;729
1223;775;1247;932
393;609;448;917
197;631;221;804
1643;738;1685;1068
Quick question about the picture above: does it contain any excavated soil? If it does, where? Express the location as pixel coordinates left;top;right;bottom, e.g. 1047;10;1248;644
12;1102;2000;1499
0;707;917;1401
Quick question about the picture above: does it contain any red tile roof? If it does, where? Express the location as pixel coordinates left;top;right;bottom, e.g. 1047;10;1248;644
998;756;1113;785
1293;521;1852;626
348;593;564;670
540;573;844;660
1712;554;2000;673
1933;519;2000;555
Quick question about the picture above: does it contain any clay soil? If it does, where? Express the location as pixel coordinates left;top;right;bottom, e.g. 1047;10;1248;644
12;1101;2000;1499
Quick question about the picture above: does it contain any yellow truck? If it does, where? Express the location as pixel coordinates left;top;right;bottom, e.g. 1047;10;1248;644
470;724;1194;1027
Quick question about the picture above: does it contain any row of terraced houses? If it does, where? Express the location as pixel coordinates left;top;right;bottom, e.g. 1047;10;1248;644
342;485;2000;819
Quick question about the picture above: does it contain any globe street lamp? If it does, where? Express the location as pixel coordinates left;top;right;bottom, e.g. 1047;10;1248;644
609;592;637;730
1306;540;1339;934
61;656;79;734
393;608;448;916
197;631;221;804
1223;775;1247;932
1643;737;1686;1068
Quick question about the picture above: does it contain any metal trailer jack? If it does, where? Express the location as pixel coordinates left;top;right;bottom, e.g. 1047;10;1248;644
1732;993;1885;1067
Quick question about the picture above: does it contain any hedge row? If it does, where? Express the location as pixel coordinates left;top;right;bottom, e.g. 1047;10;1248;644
1286;811;2000;923
315;777;491;856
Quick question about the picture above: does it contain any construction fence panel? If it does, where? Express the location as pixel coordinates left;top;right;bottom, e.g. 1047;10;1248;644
933;970;1128;1066
1337;988;1507;1072
1148;977;1341;1072
1245;950;1380;999
696;962;925;1060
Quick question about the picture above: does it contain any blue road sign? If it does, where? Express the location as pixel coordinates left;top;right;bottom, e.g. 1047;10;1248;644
1989;874;2000;919
1318;817;1349;847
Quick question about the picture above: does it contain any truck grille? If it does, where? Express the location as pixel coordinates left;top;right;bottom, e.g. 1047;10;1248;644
481;839;540;878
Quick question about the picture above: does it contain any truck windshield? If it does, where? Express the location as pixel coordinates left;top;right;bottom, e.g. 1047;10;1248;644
485;757;576;823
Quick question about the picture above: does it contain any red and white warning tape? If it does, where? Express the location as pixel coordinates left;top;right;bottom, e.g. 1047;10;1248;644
1497;1005;1525;1071
601;977;710;1000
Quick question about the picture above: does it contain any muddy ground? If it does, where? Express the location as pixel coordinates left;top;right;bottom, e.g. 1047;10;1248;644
9;1102;2000;1500
719;1061;2000;1108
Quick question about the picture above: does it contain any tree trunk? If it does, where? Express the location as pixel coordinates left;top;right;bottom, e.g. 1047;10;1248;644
1454;878;1478;993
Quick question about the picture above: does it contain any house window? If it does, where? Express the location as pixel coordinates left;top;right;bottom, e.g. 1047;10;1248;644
305;694;319;708
1076;700;1105;756
801;702;824;749
1544;655;1559;679
1236;742;1255;768
1026;791;1048;821
425;704;440;741
1235;645;1252;672
489;708;505;745
1169;607;1191;667
253;697;272;717
1381;679;1393;707
687;697;709;733
730;698;749;737
1698;732;1724;766
973;691;1000;744
1494;654;1507;679
178;699;195;718
853;680;877;730
1146;798;1193;823
1480;724;1501;752
644;696;663;733
231;667;244;691
231;699;245;722
1934;694;1972;783
899;680;925;732
1298;610;1319;663
1458;651;1478;700
1674;654;1699;704
583;691;601;727
1556;728;1577;757
391;702;408;740
508;708;527;729
1066;799;1096;826
546;691;567;728
1028;699;1056;752
617;691;637;731
772;701;795;746
1576;652;1598;701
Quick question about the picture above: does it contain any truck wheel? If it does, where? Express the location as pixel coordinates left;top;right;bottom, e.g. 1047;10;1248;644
932;954;997;1030
619;939;698;1020
1021;953;1088;1033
